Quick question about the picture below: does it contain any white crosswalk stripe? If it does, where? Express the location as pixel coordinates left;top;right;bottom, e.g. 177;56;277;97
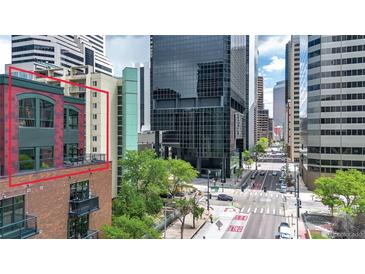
254;207;257;213
247;207;251;213
260;208;264;214
266;208;270;214
260;193;262;196
273;208;276;215
241;207;245;213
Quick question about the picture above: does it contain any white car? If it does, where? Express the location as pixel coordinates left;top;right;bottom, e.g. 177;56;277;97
278;222;292;239
272;171;278;176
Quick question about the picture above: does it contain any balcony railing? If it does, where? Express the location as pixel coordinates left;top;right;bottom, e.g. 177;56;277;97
83;229;99;239
63;153;106;167
0;215;38;239
68;86;87;93
69;195;99;217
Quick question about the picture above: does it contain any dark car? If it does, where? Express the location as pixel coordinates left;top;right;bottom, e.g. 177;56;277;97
217;194;233;201
251;172;257;179
260;171;265;176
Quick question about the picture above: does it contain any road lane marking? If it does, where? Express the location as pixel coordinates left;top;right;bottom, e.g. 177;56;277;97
273;208;276;215
247;207;251;213
254;207;257;213
260;193;262;196
260;208;264;214
241;207;245;213
279;209;282;215
271;194;273;197
266;208;270;214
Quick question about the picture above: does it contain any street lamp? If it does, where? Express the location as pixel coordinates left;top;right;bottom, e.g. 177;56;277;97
207;169;211;211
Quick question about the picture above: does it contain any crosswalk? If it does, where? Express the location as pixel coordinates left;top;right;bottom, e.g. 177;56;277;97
240;206;284;216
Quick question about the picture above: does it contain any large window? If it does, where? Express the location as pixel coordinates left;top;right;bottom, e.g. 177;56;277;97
0;196;25;229
19;98;36;127
40;99;54;127
19;96;54;128
40;147;54;169
64;143;78;162
19;148;36;171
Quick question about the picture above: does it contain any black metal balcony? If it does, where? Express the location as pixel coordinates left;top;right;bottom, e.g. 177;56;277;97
0;215;38;239
69;196;99;217
82;229;99;239
63;153;106;167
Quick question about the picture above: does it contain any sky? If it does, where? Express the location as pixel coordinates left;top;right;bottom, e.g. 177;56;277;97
1;35;289;118
257;35;290;118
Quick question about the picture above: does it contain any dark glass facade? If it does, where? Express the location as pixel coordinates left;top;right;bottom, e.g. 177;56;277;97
150;35;247;178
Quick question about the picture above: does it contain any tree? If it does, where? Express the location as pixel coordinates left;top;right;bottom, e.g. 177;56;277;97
103;215;160;239
166;159;198;195
314;169;365;217
314;176;342;216
252;137;269;170
113;183;146;219
235;168;244;183
191;193;204;228
174;198;193;239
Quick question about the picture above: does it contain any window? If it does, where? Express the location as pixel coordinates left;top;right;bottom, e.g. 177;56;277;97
0;196;25;229
93;114;97;119
92;136;97;142
93;125;97;130
19;148;36;171
93;92;97;98
70;180;89;201
92;81;97;86
68;215;89;239
93;103;97;109
40;147;54;169
19;98;36;127
68;109;78;129
64;143;78;162
40;99;54;127
92;147;97;152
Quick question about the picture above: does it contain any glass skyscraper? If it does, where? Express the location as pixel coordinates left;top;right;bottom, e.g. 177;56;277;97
150;35;248;178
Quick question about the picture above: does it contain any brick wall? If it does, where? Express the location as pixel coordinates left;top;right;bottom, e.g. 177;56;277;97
0;162;112;239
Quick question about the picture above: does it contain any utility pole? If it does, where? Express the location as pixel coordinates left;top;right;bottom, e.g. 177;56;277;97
207;169;210;211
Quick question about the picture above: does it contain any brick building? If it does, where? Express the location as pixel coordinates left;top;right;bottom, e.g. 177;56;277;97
0;75;112;239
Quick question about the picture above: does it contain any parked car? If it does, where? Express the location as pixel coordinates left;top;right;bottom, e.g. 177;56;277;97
251;172;257;179
217;194;233;201
259;171;265;176
279;186;287;193
272;171;278;176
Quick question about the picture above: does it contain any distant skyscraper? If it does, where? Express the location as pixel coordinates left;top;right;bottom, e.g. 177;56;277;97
285;36;301;162
255;76;269;143
150;35;248;178
273;80;285;139
11;35;113;75
303;35;365;188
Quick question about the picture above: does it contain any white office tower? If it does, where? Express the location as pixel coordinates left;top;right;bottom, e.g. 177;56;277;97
11;35;113;75
305;35;365;188
135;62;151;133
285;35;301;162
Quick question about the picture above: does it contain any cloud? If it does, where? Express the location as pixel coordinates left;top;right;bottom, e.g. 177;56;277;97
0;36;11;74
257;35;290;56
262;56;285;73
105;35;150;76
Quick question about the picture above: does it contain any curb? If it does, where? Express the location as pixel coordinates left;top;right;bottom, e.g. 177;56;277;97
302;213;312;239
190;219;207;239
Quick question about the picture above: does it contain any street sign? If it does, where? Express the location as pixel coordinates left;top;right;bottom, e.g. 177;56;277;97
215;220;223;230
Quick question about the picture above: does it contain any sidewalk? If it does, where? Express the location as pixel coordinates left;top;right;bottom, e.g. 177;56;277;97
164;210;209;239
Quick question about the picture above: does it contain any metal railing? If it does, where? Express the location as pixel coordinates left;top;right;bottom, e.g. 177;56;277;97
69;195;99;217
0;215;38;239
63;153;106;167
82;229;99;239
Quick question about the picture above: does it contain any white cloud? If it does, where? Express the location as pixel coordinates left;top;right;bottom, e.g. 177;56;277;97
257;35;290;56
106;35;150;76
0;36;11;74
262;56;285;73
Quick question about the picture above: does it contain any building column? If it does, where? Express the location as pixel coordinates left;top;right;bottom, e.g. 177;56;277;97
196;157;201;174
164;146;169;159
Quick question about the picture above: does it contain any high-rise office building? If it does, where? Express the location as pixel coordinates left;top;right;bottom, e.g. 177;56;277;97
255;76;269;142
0;75;112;239
150;35;248;178
135;63;151;132
11;35;113;76
303;35;365;188
285;36;301;162
273;80;286;139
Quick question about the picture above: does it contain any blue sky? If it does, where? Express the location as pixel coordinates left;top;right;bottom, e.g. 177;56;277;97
1;35;289;118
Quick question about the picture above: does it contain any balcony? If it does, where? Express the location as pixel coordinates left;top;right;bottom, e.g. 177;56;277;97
63;153;106;168
69;195;99;217
0;215;38;239
83;229;99;239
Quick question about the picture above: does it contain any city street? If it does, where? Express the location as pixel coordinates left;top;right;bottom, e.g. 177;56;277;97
194;152;297;239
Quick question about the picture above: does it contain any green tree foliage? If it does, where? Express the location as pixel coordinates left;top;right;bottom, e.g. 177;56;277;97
191;193;204;228
174;198;193;239
314;169;365;216
103;215;161;239
166;159;198;195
